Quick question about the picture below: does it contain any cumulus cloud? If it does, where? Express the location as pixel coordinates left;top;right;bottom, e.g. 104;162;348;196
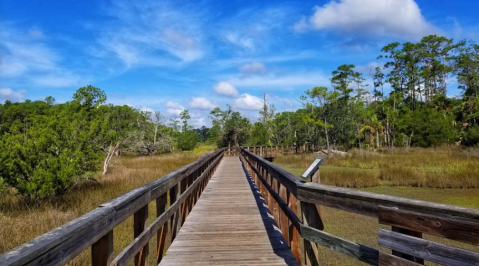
189;97;216;110
295;0;437;40
0;88;27;102
239;62;266;77
233;93;263;110
165;101;184;117
213;81;239;97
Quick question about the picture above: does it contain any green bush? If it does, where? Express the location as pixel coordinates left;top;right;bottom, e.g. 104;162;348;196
176;130;199;151
463;125;479;146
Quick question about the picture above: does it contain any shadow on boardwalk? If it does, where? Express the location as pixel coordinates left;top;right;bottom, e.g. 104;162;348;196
239;157;299;266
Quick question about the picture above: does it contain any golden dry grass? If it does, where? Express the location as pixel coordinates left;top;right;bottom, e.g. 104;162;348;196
275;147;479;265
0;152;205;265
274;146;479;188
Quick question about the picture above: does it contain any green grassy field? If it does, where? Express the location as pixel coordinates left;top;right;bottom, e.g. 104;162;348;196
274;147;479;265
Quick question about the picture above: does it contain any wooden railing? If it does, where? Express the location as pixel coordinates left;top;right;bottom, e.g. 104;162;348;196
0;148;225;266
240;148;479;266
226;144;314;158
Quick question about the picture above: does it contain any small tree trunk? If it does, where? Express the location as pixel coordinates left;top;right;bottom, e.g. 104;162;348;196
324;117;330;155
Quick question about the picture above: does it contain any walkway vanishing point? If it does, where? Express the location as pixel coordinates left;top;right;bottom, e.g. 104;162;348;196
159;157;298;266
2;146;479;266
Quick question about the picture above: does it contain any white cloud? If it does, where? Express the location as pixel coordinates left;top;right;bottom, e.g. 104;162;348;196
227;71;330;89
268;94;295;108
28;28;44;39
0;88;26;102
296;0;437;40
140;106;155;113
213;81;239;97
234;93;263;110
95;1;204;68
239;62;266;77
224;32;255;51
0;24;82;88
165;101;184;117
31;72;82;88
163;29;202;62
189;97;216;110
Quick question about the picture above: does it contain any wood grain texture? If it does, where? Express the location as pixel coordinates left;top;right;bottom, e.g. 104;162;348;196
378;252;422;266
241;149;302;197
159;157;299;266
241;156;301;231
133;205;149;266
297;182;479;221
379;229;479;266
91;230;113;266
300;224;379;265
379;205;479;245
0;149;225;266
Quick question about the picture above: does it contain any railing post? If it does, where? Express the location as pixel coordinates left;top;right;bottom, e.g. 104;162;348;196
92;230;113;266
300;201;323;266
134;205;149;266
170;184;179;242
156;192;168;264
289;193;302;265
279;185;290;244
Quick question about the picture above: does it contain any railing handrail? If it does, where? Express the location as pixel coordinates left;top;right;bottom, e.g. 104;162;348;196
241;147;479;219
0;148;225;266
240;147;479;266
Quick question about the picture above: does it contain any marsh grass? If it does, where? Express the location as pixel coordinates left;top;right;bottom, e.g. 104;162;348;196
0;152;203;265
274;146;479;188
275;147;479;265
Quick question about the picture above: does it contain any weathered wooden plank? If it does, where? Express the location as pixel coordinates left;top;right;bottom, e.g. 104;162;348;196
379;229;479;266
378;252;422;266
241;149;302;196
159;157;299;266
300;201;324;266
390;227;424;264
379;205;479;245
91;230;113;266
156;193;168;264
111;154;222;266
297;182;479;220
300;224;379;265
133;205;149;266
0;206;115;266
241;156;301;230
0;149;224;266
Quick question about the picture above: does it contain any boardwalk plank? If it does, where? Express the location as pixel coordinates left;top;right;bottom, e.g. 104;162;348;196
159;157;299;266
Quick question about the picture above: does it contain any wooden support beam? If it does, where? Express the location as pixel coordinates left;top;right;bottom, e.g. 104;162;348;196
92;230;113;266
134;205;149;266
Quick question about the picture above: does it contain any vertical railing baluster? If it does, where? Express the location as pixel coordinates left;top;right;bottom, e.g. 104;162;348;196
156;192;168;264
289;192;302;265
170;184;179;242
279;184;290;244
91;230;113;266
134;204;149;266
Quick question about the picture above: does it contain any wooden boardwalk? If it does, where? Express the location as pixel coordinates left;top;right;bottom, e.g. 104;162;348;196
159;157;299;266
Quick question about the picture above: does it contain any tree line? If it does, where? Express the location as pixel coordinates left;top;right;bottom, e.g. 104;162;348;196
0;86;202;200
1;35;478;200
210;35;479;153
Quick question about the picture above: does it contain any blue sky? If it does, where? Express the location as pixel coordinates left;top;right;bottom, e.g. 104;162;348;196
1;0;479;127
